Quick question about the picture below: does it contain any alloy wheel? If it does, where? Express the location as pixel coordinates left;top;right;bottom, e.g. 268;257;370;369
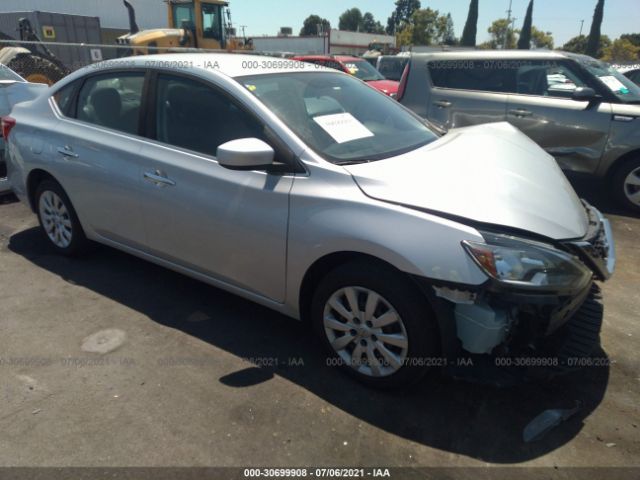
623;166;640;207
323;286;409;377
39;190;73;248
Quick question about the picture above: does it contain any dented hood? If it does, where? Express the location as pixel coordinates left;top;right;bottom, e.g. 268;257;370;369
344;122;589;240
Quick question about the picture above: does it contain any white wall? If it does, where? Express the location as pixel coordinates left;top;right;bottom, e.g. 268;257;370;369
0;0;166;29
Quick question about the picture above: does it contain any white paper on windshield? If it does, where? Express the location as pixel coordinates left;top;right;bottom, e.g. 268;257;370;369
599;75;629;93
313;113;374;144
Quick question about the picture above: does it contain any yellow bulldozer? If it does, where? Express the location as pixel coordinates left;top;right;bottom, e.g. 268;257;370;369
116;0;252;55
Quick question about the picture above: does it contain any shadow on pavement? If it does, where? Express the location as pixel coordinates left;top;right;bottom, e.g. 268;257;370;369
9;226;610;463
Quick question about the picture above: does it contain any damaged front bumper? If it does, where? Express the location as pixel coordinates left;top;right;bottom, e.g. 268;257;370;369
418;203;614;386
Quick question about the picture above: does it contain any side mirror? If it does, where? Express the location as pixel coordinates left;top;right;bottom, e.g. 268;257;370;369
572;86;600;102
217;138;274;170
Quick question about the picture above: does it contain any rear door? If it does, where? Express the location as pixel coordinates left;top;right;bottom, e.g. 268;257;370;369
506;59;612;175
425;59;511;130
51;70;150;246
137;72;293;302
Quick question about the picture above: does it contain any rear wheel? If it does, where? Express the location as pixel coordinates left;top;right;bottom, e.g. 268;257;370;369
35;179;88;255
612;157;640;213
311;261;439;388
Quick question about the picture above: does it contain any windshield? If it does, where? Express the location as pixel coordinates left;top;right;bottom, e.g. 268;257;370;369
580;58;640;103
239;72;437;164
343;60;385;81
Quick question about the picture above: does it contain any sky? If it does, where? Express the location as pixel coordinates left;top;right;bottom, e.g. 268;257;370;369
231;0;640;47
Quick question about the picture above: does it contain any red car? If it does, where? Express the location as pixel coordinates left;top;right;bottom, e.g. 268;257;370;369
292;55;399;98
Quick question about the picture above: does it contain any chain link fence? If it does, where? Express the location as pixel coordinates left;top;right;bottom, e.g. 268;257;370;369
0;39;268;85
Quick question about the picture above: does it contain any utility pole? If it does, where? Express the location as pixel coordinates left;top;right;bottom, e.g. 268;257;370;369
579;19;585;36
504;0;513;49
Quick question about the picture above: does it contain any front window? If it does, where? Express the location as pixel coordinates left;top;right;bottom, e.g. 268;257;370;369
201;3;222;40
343;60;385;82
580;58;640;103
239;72;437;164
172;3;194;28
0;65;24;82
378;57;409;81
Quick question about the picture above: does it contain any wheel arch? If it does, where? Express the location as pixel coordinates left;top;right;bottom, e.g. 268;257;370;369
298;251;429;324
605;148;640;179
26;168;58;212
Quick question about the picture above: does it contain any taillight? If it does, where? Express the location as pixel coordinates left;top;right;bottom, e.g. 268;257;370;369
1;116;16;139
396;61;411;102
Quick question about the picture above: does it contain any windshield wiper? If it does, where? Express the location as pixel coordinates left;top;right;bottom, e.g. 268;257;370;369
334;159;371;166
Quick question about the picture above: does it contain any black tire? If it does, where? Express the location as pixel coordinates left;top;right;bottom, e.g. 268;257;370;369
35;179;88;256
612;157;640;213
311;260;439;388
8;54;66;86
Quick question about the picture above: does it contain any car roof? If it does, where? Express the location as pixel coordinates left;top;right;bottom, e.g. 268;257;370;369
84;53;325;78
409;49;571;61
293;54;361;63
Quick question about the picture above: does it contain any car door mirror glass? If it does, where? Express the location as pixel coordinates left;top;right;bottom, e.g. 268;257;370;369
217;138;274;170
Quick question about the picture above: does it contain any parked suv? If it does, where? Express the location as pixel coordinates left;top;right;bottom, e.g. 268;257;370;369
292;55;399;97
5;54;614;387
398;51;640;212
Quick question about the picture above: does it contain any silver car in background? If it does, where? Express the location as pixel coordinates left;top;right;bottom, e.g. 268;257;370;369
5;54;614;387
398;50;640;212
0;64;47;194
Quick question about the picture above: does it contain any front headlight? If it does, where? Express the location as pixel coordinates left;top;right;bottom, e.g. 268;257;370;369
462;233;592;291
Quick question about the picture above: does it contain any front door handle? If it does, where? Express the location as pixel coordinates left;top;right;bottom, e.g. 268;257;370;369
57;145;79;158
508;108;533;118
143;170;175;187
433;100;452;108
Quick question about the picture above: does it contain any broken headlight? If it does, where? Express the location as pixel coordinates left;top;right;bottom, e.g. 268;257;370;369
462;233;592;291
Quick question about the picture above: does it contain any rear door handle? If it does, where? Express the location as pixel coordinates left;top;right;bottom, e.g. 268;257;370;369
57;146;79;158
433;100;452;108
143;170;175;187
508;109;532;118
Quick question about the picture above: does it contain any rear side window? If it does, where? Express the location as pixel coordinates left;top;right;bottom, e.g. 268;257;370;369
154;74;264;156
428;60;516;93
53;81;79;116
75;72;145;135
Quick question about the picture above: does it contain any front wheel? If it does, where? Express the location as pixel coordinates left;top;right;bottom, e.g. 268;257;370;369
35;179;88;256
311;261;439;388
612;157;640;213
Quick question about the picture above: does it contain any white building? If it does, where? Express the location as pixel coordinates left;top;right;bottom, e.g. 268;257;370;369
253;30;396;56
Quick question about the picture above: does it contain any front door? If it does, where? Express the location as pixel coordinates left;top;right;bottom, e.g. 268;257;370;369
138;73;292;302
506;60;612;175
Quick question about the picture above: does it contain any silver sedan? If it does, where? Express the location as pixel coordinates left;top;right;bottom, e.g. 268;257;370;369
5;54;614;387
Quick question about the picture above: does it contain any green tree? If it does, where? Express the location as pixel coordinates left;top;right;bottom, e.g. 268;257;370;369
562;34;611;57
362;12;385;34
530;26;554;49
300;15;331;36
517;0;534;49
487;18;517;49
620;33;640;48
460;0;479;47
386;0;421;35
339;8;364;31
602;38;640;62
411;8;440;45
586;0;605;57
438;13;457;45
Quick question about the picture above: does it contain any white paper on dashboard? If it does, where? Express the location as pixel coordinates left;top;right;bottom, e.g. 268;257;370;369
599;75;628;93
313;113;374;144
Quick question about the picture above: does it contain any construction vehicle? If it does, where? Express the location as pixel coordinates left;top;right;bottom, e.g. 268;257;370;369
117;0;253;55
0;18;69;85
